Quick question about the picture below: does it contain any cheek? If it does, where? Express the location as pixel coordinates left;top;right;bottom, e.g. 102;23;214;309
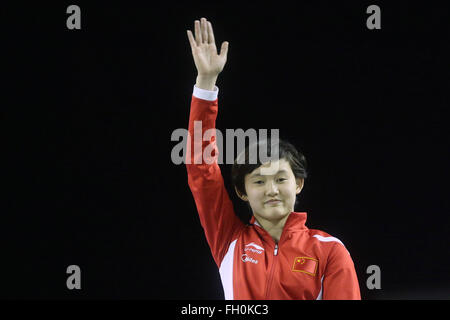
247;190;262;202
246;188;263;204
281;183;297;198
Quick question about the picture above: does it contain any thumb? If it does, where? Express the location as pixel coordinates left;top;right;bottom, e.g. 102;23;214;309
219;41;229;58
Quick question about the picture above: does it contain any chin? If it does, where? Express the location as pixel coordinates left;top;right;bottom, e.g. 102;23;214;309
265;207;290;220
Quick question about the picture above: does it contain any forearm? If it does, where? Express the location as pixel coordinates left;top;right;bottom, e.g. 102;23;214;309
187;92;218;167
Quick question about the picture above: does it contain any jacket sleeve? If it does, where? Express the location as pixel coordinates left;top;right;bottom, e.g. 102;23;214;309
186;88;245;267
322;243;361;300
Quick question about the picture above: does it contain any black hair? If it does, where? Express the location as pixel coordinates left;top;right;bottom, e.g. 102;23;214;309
231;138;308;197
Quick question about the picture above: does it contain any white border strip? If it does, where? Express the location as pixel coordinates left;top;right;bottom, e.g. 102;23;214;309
316;275;324;300
219;239;237;300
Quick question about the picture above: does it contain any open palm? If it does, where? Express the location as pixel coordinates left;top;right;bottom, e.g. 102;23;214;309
187;18;229;77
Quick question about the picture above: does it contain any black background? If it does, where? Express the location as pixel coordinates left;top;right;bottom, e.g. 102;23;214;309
2;1;449;299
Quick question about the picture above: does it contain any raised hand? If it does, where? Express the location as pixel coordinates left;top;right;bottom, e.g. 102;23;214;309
187;18;229;89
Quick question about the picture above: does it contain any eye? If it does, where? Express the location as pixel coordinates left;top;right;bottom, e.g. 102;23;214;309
277;178;287;183
254;180;264;185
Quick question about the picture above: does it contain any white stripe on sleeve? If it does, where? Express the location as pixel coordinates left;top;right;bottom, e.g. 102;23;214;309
312;234;344;246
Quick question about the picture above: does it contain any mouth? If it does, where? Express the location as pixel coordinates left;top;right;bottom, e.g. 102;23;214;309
265;199;282;205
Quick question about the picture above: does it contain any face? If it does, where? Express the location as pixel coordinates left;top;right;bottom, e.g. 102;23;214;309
238;159;304;223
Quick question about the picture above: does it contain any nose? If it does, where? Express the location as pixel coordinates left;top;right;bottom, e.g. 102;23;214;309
265;180;279;196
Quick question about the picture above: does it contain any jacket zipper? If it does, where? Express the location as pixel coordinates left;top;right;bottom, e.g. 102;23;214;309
264;243;279;299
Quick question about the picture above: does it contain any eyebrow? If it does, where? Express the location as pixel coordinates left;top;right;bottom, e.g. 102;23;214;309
249;169;289;178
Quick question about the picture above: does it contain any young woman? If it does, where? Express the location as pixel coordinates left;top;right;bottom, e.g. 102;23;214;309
186;18;360;300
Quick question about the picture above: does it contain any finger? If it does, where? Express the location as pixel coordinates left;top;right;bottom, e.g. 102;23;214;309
219;41;229;59
186;30;196;51
207;21;215;45
201;18;208;43
194;20;202;45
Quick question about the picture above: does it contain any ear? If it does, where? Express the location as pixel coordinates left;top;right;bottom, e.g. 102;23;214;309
234;186;248;201
295;178;304;195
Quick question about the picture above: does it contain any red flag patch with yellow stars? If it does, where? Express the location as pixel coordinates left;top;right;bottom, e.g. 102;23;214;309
292;257;318;276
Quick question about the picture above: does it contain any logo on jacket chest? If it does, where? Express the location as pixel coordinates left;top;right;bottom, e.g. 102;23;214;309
241;254;259;264
244;242;264;254
241;242;265;264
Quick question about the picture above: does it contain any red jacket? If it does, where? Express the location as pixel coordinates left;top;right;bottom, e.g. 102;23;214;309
186;86;361;300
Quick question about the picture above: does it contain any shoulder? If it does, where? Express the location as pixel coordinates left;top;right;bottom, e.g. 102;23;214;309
306;229;358;274
307;229;351;258
308;229;346;247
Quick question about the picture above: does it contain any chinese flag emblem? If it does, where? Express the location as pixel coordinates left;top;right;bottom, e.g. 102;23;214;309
292;257;318;276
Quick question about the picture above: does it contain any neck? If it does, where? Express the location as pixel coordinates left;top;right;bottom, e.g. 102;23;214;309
255;213;290;243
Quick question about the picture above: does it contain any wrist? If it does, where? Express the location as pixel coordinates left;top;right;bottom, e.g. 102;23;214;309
196;74;218;91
